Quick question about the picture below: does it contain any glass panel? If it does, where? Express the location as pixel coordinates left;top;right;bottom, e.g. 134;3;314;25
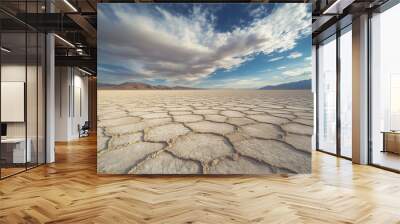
38;33;45;165
27;31;38;169
26;0;39;169
1;30;27;177
318;36;337;154
0;0;46;179
340;28;352;158
371;3;400;171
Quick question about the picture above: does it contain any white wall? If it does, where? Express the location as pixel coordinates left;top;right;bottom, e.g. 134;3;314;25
55;67;70;141
1;65;40;137
1;63;46;164
55;67;89;141
1;65;26;138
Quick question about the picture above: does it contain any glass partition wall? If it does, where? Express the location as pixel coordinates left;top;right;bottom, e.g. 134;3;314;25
317;35;337;155
370;3;400;171
316;26;352;159
0;2;46;179
339;26;352;159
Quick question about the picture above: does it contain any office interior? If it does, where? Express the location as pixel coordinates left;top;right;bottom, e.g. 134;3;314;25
314;1;400;172
0;0;398;178
0;0;399;222
0;0;96;179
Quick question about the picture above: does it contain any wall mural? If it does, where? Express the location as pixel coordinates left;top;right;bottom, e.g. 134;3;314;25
97;3;313;174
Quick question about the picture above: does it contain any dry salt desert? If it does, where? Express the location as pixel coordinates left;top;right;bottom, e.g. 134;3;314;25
97;90;313;175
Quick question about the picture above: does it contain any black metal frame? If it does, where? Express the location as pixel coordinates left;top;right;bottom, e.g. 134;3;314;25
367;10;372;166
315;44;319;151
336;20;341;157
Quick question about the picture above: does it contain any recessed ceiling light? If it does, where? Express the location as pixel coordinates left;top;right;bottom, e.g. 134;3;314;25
54;34;75;48
63;0;78;12
78;67;92;76
323;0;355;15
1;47;11;53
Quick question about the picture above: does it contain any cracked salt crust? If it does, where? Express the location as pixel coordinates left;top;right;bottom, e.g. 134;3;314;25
97;90;313;174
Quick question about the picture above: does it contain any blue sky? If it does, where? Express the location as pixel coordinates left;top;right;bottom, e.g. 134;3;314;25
98;3;312;89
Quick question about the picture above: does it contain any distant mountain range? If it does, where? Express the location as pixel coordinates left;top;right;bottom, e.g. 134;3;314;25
98;80;312;90
98;82;200;90
259;79;311;90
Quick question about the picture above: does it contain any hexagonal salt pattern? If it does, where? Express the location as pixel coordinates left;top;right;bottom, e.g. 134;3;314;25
98;90;313;174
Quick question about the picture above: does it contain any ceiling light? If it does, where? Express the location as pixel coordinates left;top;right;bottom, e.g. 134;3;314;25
1;47;11;53
323;0;355;15
63;0;78;12
54;34;75;48
76;48;85;55
78;67;92;76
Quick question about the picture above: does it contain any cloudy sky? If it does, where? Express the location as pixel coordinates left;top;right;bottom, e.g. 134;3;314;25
98;3;312;89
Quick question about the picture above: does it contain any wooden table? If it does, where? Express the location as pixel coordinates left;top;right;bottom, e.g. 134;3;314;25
381;131;400;154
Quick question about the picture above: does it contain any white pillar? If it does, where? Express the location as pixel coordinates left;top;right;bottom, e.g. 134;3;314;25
55;67;74;141
45;0;55;163
352;14;369;164
46;33;55;163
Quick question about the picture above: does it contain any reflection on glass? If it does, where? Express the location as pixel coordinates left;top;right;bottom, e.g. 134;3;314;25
1;31;27;177
340;28;352;158
0;1;46;178
390;75;400;130
27;31;38;169
318;36;337;154
371;3;400;171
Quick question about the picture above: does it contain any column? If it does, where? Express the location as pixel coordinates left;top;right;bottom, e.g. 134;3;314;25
352;14;369;164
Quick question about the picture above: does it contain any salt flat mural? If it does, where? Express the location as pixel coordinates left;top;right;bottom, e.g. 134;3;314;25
97;3;313;174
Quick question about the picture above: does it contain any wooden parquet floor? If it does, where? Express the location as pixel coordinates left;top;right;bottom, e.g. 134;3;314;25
1;135;400;224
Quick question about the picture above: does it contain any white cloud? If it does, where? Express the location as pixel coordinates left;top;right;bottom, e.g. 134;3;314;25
98;4;311;85
268;56;284;62
206;77;273;89
287;51;303;59
272;76;282;80
278;66;286;70
305;56;312;61
282;67;310;77
250;5;267;18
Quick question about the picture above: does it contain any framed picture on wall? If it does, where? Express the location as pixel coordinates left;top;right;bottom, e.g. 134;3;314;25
97;3;313;175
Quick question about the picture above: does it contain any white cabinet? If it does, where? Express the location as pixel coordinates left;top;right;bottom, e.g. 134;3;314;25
1;138;31;163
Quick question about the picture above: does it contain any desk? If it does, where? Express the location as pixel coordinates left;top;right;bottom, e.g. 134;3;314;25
1;138;31;163
382;131;400;155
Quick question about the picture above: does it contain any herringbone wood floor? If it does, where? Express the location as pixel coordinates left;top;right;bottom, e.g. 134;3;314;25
1;135;400;224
